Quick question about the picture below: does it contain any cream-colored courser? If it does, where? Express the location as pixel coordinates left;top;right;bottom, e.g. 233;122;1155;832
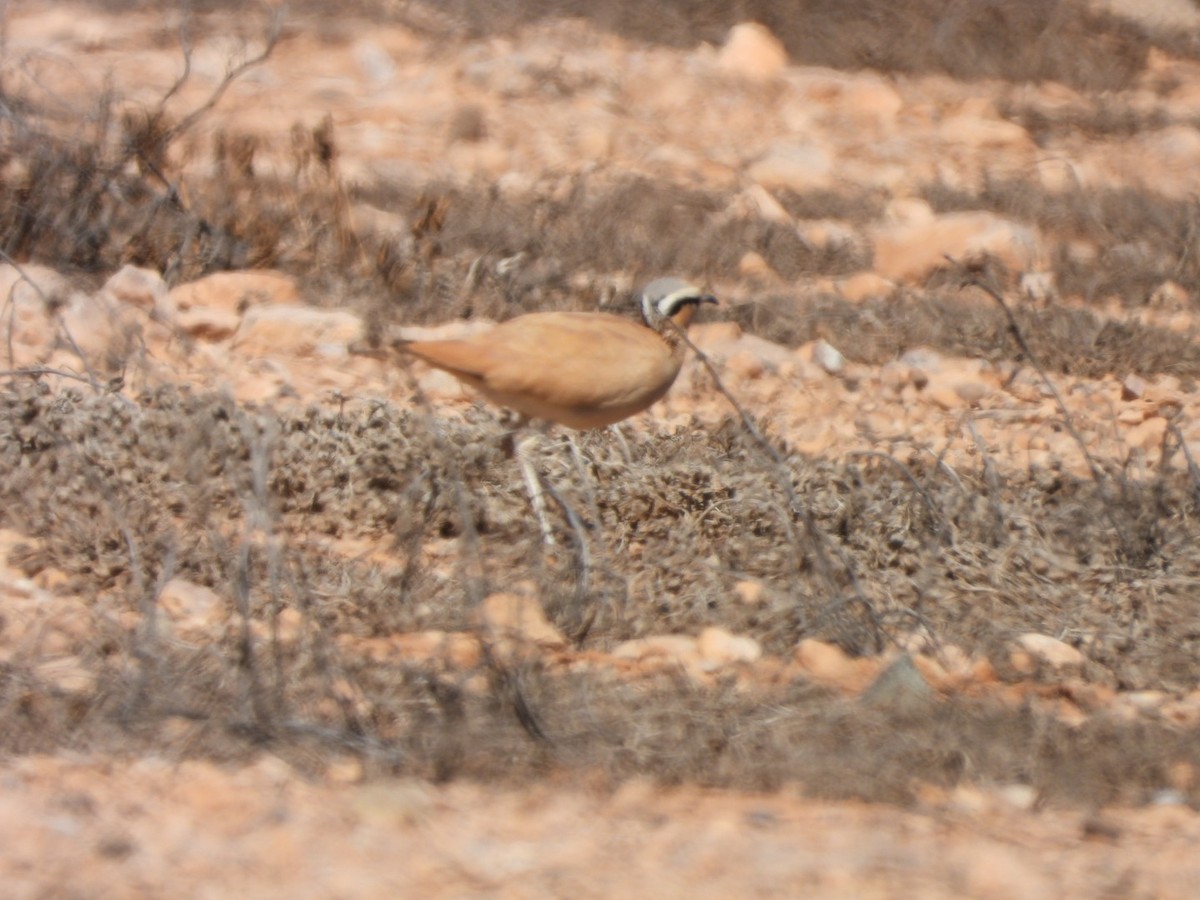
396;277;717;428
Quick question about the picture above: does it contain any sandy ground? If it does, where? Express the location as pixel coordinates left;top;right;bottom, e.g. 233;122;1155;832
5;1;1200;896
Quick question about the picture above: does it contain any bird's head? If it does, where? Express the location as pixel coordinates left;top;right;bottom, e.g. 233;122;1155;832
638;277;719;330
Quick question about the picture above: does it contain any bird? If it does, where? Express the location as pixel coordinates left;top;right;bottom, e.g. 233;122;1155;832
393;277;718;429
383;277;717;546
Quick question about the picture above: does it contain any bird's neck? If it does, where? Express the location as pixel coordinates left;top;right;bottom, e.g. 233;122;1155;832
640;300;695;357
648;309;693;358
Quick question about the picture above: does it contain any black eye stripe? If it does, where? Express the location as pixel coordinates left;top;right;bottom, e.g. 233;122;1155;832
659;295;703;316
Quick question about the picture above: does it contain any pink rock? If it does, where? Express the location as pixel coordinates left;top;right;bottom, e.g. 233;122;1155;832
169;270;301;317
697;627;762;667
102;265;171;318
233;306;364;358
159;578;227;641
872;212;1042;283
475;592;567;651
1013;633;1085;670
716;23;788;81
794;639;880;693
836;273;895;302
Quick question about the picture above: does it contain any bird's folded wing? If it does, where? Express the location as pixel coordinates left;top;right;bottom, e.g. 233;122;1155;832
479;314;680;408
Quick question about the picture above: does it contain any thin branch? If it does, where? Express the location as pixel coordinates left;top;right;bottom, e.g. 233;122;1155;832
167;4;286;142
965;274;1107;484
1168;421;1200;509
669;320;885;652
159;0;195;109
0;248;105;389
0;365;98;387
962;271;1137;560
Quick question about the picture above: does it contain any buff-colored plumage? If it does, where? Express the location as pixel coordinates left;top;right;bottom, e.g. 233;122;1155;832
399;279;716;429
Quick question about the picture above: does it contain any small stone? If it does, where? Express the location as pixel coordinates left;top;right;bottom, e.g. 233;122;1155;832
937;115;1034;151
794;639;880;693
953;379;989;404
734;184;793;224
716;22;788;81
102;265;172;318
159;578;227;639
1122;690;1167;712
169;270;301;317
1150;279;1189;310
810;339;845;375
883;197;934;225
997;783;1039;811
836;272;895;302
354;39;396;85
0;263;71;315
697;627;762;667
926;384;963;410
798;220;864;254
326;757;365;785
611;635;704;679
612;635;697;661
59;290;140;365
417;367;473;402
1117;406;1147;425
392;631;482;669
475;592;567;651
234;306;364;358
733;580;764;605
737;250;777;282
1013;633;1085;670
1122;373;1149;401
1020;271;1056;302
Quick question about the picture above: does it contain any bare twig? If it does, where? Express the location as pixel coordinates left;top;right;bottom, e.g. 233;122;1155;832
961;271;1141;564
965;275;1107;484
387;354;488;608
227;405;284;732
166;4;287;143
965;418;1009;535
0;249;106;389
0;365;99;387
670;321;885;652
537;469;595;643
1168;421;1200;509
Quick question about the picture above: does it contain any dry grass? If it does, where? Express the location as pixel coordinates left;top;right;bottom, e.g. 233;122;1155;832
294;0;1163;92
3;382;1200;805
2;0;1200;810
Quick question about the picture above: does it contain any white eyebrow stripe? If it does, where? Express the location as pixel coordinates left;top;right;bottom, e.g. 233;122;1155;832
656;288;701;316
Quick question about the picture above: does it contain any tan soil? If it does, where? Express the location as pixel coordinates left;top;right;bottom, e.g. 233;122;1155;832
4;1;1200;896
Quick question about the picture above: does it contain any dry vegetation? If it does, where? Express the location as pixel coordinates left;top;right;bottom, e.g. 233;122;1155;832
3;0;1200;814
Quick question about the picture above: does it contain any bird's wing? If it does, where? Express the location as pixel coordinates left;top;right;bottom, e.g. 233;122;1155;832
400;338;493;386
475;313;680;408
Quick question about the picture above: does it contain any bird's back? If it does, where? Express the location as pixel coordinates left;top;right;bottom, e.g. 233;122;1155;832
402;311;684;428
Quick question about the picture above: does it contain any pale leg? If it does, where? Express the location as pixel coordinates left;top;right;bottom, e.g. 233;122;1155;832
609;422;632;464
515;432;556;546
